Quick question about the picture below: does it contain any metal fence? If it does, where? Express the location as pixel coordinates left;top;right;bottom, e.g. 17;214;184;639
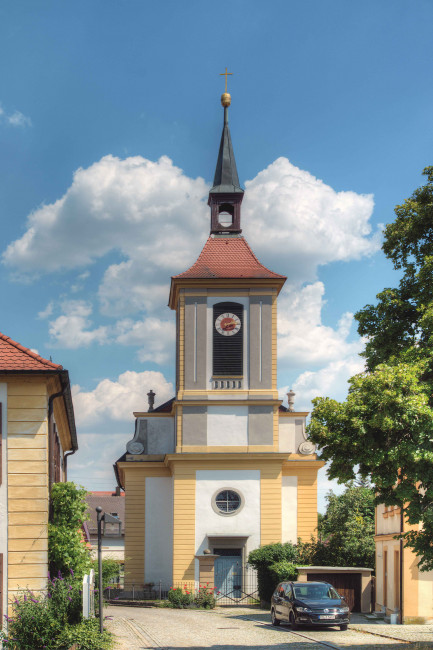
105;568;259;606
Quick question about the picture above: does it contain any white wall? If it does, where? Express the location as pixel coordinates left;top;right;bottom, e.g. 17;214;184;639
145;477;173;585
282;475;297;543
195;470;260;581
207;406;248;446
0;384;7;625
278;417;307;452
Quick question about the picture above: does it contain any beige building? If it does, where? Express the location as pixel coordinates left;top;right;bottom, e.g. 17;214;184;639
85;489;125;563
115;92;324;595
375;503;433;623
0;331;77;621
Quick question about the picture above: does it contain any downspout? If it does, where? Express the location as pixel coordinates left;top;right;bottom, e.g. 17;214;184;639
48;389;64;497
400;508;404;624
63;449;76;481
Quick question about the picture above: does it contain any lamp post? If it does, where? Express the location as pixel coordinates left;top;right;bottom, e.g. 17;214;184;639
95;506;121;634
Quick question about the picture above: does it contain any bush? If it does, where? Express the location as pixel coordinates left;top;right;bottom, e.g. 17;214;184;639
49;482;92;580
269;560;298;585
195;585;216;609
48;570;82;626
167;586;194;608
248;542;298;604
1;573;114;649
1;591;63;649
57;618;114;650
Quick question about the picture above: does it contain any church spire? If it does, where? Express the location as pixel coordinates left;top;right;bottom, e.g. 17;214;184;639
208;70;244;234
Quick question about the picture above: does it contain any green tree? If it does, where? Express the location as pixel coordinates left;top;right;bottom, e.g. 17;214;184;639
317;484;375;568
308;167;433;571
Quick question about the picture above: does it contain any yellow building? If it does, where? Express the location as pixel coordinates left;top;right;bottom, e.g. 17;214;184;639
375;504;433;623
115;91;323;595
0;331;77;620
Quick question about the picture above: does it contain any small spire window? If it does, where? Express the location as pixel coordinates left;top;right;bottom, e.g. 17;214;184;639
218;203;234;228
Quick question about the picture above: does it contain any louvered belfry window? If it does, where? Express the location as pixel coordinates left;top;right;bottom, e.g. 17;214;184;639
213;302;243;376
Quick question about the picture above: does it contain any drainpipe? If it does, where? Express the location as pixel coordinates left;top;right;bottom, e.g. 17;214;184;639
48;389;64;496
63;449;76;480
400;508;404;624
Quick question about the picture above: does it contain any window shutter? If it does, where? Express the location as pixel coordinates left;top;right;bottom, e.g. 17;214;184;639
212;302;243;376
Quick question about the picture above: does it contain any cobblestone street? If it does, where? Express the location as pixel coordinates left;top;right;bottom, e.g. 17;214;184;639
105;606;433;650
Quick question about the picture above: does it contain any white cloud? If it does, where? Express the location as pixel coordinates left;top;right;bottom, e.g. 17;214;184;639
2;155;208;283
48;300;108;348
72;369;173;428
3;155;379;313
293;355;365;411
0;103;32;127
243;157;380;282
277;282;362;369
3;154;380;361
115;316;175;364
38;302;54;319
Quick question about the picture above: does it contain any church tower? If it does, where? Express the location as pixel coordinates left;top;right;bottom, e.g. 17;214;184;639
116;82;324;596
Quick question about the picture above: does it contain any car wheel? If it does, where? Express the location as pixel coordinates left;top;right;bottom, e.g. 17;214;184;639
340;624;348;631
289;612;298;630
271;609;280;626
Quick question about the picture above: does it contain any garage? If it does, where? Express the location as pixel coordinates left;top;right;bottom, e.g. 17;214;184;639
296;566;373;613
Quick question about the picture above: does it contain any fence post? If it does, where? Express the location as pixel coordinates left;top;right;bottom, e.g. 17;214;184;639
82;569;95;619
132;584;135;601
159;580;162;600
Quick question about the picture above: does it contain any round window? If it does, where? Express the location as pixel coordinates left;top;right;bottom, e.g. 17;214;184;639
213;489;243;515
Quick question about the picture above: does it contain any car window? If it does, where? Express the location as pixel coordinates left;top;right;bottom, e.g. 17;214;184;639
285;585;293;599
293;584;340;600
277;583;287;597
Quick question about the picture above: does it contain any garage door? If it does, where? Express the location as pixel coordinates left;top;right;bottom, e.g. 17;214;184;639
307;573;361;612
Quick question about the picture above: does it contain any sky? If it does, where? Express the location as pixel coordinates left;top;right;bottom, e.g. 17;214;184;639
1;0;432;512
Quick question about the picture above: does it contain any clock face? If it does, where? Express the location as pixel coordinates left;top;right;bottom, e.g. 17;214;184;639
215;312;241;336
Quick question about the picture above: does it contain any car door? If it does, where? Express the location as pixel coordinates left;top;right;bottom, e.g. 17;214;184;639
274;583;287;618
281;584;293;621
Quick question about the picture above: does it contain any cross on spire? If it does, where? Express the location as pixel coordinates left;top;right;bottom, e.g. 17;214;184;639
220;67;233;93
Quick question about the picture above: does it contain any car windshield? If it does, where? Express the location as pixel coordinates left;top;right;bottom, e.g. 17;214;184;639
293;584;339;600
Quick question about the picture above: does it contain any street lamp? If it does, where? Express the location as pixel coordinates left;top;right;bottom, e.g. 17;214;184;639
95;506;121;634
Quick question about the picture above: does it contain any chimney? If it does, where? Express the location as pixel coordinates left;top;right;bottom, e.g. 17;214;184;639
147;389;155;412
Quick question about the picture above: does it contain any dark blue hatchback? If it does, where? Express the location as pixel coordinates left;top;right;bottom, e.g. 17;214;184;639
271;581;350;630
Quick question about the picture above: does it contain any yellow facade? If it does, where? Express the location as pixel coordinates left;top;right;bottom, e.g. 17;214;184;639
375;504;433;623
0;368;77;618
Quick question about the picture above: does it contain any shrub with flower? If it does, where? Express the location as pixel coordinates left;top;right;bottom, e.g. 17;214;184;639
0;572;113;649
195;584;216;609
167;586;194;608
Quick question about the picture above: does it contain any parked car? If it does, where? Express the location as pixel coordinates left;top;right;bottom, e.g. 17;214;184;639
270;581;350;630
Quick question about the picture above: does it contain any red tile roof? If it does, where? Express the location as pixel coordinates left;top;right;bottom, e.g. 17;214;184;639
173;236;286;280
0;332;62;371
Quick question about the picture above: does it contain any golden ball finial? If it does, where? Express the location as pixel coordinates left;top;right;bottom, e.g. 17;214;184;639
221;92;231;107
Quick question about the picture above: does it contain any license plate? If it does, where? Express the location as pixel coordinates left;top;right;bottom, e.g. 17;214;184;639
319;615;335;619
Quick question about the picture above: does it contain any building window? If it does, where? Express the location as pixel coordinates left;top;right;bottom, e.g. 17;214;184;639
212;489;244;516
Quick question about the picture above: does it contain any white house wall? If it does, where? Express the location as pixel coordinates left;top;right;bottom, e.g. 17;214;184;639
195;470;260;581
282;475;297;543
145;477;173;585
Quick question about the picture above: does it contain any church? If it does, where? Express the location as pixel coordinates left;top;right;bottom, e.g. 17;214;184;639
115;82;324;596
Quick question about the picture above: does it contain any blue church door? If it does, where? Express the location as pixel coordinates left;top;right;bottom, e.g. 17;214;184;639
214;549;242;600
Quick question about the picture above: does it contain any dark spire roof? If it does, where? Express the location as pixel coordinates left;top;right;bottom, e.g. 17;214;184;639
210;107;244;195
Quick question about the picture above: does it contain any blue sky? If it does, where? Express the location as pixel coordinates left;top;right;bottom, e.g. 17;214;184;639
1;1;432;510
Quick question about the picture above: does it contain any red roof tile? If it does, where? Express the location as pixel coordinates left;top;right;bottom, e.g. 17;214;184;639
0;332;62;371
174;236;286;280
